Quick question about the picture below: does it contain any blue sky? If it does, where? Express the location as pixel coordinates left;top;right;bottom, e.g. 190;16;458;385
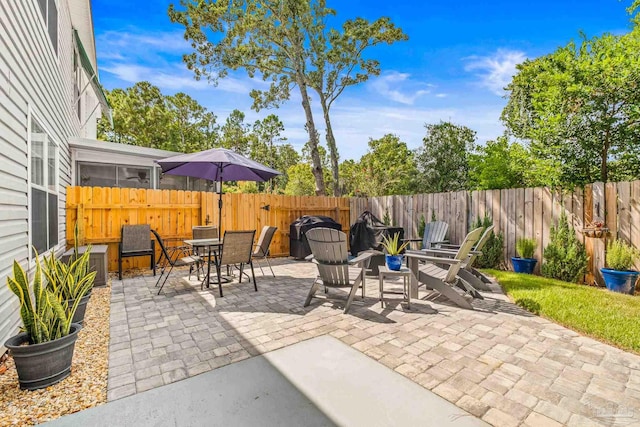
92;0;635;159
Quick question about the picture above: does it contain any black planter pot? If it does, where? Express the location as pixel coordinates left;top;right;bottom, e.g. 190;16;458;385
4;323;82;390
68;291;92;325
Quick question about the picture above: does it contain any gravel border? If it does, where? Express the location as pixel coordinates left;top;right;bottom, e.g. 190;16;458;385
0;284;111;426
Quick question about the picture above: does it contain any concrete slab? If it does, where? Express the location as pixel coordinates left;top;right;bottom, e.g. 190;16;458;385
43;336;486;427
263;335;488;427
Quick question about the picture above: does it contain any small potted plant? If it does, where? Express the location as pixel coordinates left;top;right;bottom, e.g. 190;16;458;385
601;240;639;294
512;238;537;274
381;232;409;271
4;254;83;390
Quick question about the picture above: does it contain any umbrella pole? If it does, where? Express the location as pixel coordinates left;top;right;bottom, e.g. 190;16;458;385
218;177;223;236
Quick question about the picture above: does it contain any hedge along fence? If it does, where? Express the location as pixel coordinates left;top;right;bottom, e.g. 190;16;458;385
66;186;350;272
351;181;640;286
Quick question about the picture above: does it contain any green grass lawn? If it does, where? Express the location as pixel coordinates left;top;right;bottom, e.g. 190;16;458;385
485;269;640;353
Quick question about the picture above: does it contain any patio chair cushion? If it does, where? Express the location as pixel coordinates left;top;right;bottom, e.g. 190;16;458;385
122;224;153;253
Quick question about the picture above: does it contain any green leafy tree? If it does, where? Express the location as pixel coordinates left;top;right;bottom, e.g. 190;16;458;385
415;121;475;193
469;136;528;190
502;31;640;186
167;92;218;152
284;163;316;196
249;115;297;192
358;134;417;196
338;159;364;196
169;0;329;195
98;82;218;153
220;109;252;155
251;114;286;168
98;82;173;149
272;144;301;192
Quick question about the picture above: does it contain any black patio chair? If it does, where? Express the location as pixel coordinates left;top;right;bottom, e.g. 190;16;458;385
118;224;155;280
152;229;200;294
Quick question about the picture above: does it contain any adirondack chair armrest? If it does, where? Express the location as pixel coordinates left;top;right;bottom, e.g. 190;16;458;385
421;248;458;256
349;252;373;266
437;243;460;249
405;251;462;265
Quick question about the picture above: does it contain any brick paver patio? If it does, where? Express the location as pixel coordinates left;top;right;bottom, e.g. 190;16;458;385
108;260;640;427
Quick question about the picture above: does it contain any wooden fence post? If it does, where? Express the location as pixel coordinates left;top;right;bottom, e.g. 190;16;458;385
591;182;606;286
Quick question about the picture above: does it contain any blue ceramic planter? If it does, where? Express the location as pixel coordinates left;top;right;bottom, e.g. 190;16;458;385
601;268;639;295
385;254;404;271
512;257;537;274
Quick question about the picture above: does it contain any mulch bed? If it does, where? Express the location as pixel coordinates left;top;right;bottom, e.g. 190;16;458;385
0;284;111;426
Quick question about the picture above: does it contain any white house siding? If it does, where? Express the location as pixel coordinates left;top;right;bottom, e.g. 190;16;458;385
0;0;101;350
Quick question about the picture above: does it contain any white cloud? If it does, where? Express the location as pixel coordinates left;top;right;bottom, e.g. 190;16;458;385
369;71;432;105
464;49;527;96
97;30;189;57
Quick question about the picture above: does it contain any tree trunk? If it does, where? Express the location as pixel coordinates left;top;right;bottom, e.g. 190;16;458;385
320;95;341;196
296;77;326;195
601;131;610;182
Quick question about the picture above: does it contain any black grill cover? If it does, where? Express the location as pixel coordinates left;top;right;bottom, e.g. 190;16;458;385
349;211;404;256
290;215;342;259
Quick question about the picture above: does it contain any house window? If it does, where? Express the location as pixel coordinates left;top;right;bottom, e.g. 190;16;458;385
118;166;151;189
156;169;217;191
77;162;151;189
37;0;58;54
30;118;58;254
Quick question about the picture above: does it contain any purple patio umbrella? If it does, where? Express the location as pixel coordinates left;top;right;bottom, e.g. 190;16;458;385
157;148;281;233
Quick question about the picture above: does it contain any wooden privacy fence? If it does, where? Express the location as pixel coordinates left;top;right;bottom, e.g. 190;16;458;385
66;187;350;272
351;181;640;285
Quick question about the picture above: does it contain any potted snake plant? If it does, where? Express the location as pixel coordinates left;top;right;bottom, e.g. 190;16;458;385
4;252;87;390
43;244;96;325
381;232;409;271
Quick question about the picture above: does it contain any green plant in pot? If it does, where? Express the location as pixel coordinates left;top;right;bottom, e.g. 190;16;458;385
43;245;96;326
601;240;640;294
512;238;538;274
4;253;83;390
381;232;409;271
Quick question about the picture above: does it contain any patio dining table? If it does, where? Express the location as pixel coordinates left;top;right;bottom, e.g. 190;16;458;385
184;238;224;290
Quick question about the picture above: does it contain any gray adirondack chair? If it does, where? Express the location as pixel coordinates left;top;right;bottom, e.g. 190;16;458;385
422;221;449;249
406;226;484;309
304;228;373;314
435;225;496;292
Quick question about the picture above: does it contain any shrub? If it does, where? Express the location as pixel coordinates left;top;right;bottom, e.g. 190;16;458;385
542;212;588;282
516;238;537;259
472;215;504;269
606;240;640;271
417;214;426;239
383;208;391;226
